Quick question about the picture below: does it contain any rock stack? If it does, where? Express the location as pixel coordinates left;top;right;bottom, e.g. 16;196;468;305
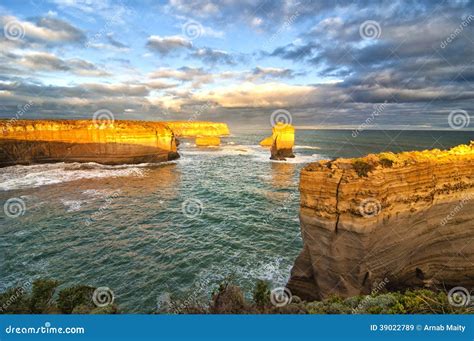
288;143;474;300
270;122;295;160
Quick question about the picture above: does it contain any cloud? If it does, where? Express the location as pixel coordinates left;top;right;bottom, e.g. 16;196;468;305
146;35;192;55
13;52;110;76
0;15;85;44
248;67;296;80
193;82;316;108
189;48;236;65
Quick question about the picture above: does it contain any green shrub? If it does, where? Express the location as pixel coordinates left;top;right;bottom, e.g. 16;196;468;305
29;279;59;313
253;280;271;308
353;160;375;177
379;158;394;168
57;285;96;314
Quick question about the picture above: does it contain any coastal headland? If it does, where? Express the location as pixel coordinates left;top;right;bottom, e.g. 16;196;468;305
288;142;474;300
0;120;230;166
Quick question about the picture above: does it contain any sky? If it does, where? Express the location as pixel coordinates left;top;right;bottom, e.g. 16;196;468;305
0;0;473;129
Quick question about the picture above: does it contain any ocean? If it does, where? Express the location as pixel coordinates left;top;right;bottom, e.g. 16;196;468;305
1;129;473;313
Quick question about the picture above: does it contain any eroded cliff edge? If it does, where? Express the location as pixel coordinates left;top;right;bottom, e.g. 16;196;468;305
0;119;182;166
164;121;230;137
288;142;474;301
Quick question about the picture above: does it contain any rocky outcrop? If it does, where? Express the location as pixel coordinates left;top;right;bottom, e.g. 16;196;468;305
0;120;179;167
195;136;221;146
270;123;295;160
259;136;273;147
288;143;474;301
164;121;230;137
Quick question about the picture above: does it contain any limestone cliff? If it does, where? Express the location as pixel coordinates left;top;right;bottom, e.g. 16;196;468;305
270;123;295;160
0;120;179;167
195;136;220;146
164;121;230;137
288;142;474;301
259;136;273;147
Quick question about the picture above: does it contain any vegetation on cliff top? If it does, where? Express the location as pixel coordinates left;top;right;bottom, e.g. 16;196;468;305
0;279;117;314
1;279;472;314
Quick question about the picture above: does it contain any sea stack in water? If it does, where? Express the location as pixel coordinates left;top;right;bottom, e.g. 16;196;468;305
165;121;229;137
259;136;273;147
195;136;221;146
270;122;295;160
0;119;179;167
287;142;474;301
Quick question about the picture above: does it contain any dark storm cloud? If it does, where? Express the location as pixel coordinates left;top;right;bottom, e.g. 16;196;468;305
259;0;474;127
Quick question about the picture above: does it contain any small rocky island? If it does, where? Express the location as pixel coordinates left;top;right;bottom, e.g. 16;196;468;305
288;142;474;301
0;120;230;166
260;122;295;160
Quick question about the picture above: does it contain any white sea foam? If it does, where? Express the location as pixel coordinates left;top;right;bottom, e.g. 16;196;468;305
60;199;83;212
294;145;321;150
179;144;322;164
0;162;147;191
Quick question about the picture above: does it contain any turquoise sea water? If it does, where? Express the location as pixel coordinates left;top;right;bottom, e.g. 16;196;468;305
1;129;473;313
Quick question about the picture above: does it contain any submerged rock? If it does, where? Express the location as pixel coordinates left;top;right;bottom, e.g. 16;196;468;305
288;142;474;301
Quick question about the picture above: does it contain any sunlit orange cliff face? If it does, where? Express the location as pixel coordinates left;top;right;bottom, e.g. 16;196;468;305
0;120;230;166
270;123;295;160
288;142;474;301
165;121;230;147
